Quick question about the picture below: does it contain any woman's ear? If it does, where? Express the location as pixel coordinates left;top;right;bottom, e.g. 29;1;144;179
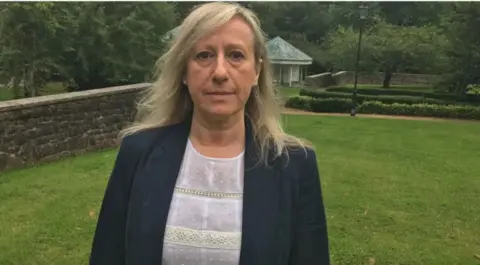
255;58;263;83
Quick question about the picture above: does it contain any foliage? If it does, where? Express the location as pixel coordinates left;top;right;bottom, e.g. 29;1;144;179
0;2;63;98
58;2;178;91
323;22;449;88
299;89;459;106
1;2;480;99
286;95;480;120
466;84;480;95
324;87;480;104
439;2;480;93
359;101;480;120
0;2;177;96
286;96;353;113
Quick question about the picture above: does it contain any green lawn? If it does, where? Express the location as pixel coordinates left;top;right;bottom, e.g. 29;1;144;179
1;115;480;264
278;86;301;99
0;82;66;101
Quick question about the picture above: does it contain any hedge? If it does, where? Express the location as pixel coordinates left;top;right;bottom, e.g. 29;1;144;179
285;96;352;113
286;96;480;120
326;87;480;104
299;89;454;105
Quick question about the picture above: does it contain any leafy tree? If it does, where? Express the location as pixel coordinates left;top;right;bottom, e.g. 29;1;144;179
376;2;452;27
0;2;178;96
439;2;480;93
324;22;448;88
0;2;62;98
59;2;178;91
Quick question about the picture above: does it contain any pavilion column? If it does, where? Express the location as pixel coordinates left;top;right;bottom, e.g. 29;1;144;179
279;67;282;86
300;67;303;87
289;65;293;87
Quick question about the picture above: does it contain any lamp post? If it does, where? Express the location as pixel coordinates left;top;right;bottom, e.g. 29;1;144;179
350;4;368;117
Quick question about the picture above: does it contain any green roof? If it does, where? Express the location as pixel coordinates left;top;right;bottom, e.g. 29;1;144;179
266;36;312;62
163;26;180;40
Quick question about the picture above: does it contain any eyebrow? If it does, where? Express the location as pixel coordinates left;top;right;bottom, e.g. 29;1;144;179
198;42;250;52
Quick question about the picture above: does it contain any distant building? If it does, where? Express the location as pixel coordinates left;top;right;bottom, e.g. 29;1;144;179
162;26;181;42
162;28;313;87
266;36;313;87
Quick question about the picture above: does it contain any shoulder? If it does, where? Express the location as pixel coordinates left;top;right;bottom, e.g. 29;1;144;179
283;146;318;170
119;123;183;154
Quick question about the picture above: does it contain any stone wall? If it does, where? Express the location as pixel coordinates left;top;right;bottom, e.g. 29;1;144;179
305;71;439;88
0;83;150;172
335;71;439;87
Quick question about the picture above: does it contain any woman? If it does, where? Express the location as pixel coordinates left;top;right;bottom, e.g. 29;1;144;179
90;2;330;265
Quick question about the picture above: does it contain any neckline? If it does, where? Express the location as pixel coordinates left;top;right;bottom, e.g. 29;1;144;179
187;139;245;162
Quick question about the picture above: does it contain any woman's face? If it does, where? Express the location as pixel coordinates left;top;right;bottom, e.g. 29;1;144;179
185;17;260;119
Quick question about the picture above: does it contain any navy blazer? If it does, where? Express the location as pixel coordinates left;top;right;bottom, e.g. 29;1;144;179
89;116;330;265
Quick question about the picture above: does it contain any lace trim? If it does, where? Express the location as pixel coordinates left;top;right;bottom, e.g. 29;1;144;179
164;226;242;250
174;187;243;199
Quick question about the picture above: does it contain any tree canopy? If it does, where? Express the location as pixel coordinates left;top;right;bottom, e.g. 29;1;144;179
0;1;479;97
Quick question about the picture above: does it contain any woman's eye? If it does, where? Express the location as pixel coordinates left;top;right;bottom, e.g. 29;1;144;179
196;51;213;60
230;51;245;61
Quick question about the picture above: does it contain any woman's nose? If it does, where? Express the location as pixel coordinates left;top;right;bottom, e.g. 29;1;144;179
212;54;228;83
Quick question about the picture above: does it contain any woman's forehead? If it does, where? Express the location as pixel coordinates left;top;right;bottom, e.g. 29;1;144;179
193;18;255;49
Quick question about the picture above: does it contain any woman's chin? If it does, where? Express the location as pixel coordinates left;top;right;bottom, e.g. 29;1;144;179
203;106;244;118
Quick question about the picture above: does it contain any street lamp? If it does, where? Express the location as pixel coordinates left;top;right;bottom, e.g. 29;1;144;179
350;4;368;117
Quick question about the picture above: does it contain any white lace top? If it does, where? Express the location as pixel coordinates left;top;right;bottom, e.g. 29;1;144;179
162;139;244;265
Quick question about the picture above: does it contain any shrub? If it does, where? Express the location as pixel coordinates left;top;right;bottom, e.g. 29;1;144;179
299;89;452;105
286;96;352;113
286;95;480;120
466;84;480;95
359;101;480;120
326;86;480;104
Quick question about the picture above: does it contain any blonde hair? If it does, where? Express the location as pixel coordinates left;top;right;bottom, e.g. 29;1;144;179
120;2;309;162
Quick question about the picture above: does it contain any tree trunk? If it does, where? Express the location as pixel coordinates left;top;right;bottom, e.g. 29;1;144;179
21;70;30;97
8;76;21;99
28;67;37;97
382;71;393;88
23;66;38;97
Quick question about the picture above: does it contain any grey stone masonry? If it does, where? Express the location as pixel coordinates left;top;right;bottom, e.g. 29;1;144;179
0;83;151;172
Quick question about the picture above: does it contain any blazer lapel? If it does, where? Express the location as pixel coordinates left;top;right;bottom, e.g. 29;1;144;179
239;119;281;265
127;120;190;265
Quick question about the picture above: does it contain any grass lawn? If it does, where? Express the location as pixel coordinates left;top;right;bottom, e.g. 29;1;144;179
1;115;480;264
0;82;67;102
278;86;301;99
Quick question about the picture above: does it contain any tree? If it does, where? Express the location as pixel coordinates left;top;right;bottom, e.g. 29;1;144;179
0;2;178;96
0;2;62;98
58;2;178;91
323;22;448;88
440;2;480;93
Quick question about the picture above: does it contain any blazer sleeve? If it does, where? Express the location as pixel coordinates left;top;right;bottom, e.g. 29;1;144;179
90;136;141;265
289;149;331;265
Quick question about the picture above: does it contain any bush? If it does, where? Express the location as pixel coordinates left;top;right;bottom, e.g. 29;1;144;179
325;86;480;104
286;96;352;113
359;101;480;120
466;84;480;95
299;89;453;105
286;95;480;120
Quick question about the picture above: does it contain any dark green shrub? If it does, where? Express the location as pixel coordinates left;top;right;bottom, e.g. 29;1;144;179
286;96;352;113
286;95;480;120
285;96;312;111
325;87;480;104
299;89;452;105
466;84;480;95
358;101;480;120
